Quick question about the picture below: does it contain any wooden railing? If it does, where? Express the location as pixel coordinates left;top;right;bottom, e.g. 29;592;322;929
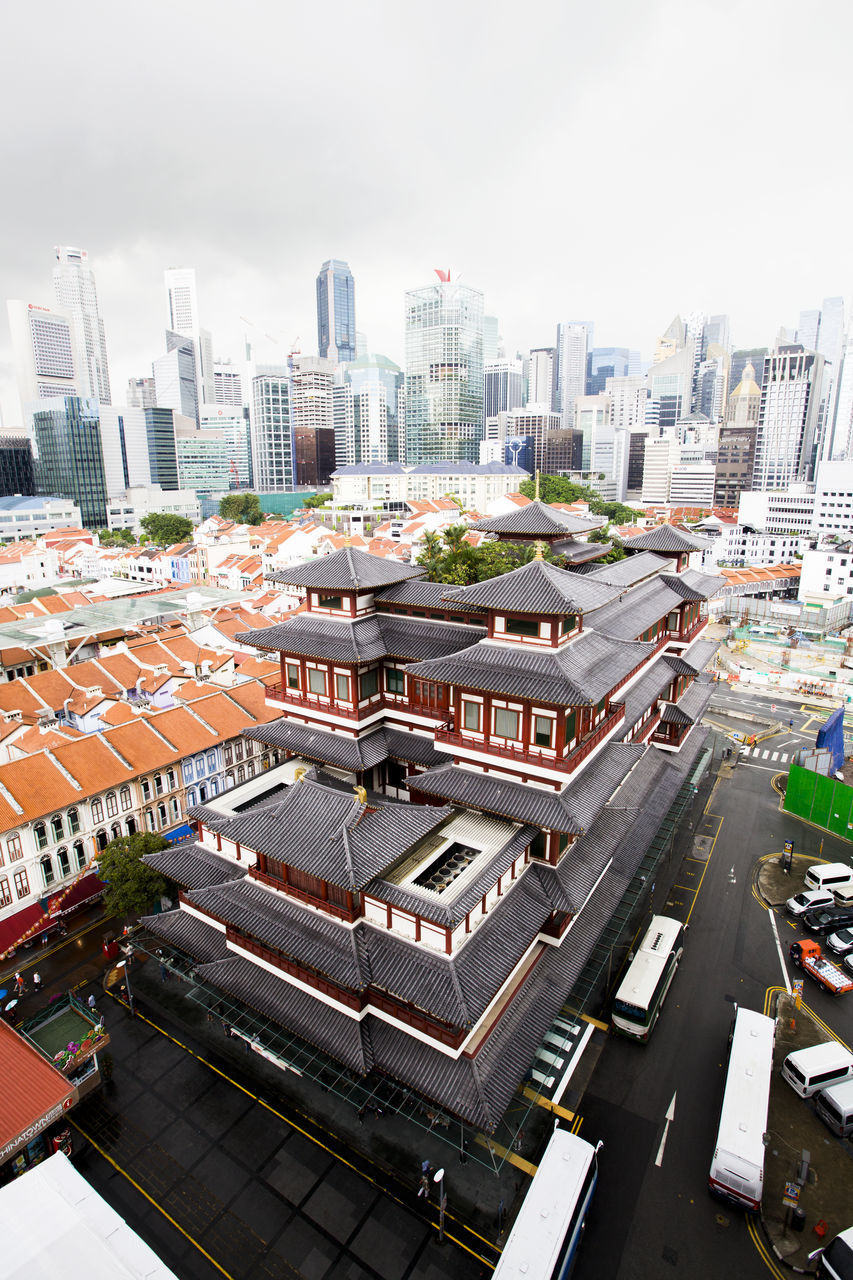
265;685;363;721
434;703;625;774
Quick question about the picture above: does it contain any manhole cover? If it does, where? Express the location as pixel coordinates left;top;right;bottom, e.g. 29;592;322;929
662;1246;678;1265
715;1214;730;1228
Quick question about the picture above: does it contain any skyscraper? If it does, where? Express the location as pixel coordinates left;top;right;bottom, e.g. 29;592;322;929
586;347;630;396
163;267;214;410
316;260;356;364
555;321;592;428
32;397;108;528
484;359;524;420
52;246;111;404
341;353;405;465
7;301;80;410
153;333;199;422
753;346;824;490
526;348;557;409
250;370;295;491
405;275;484;464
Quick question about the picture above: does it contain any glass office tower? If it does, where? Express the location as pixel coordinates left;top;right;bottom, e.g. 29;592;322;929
316;260;356;364
32;396;108;528
405;278;484;464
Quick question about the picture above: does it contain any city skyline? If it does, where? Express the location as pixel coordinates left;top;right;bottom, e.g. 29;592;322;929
1;0;851;426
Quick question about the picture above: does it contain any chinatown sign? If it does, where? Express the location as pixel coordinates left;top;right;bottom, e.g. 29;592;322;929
0;1095;74;1162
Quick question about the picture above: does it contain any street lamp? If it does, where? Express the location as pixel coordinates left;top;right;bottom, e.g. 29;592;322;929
115;957;135;1017
433;1167;446;1244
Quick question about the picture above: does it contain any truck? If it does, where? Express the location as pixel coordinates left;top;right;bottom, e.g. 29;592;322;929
790;939;853;996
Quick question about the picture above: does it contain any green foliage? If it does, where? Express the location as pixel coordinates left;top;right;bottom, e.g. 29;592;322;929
219;492;264;525
96;527;135;547
518;475;639;528
140;513;194;545
96;832;169;920
301;493;333;509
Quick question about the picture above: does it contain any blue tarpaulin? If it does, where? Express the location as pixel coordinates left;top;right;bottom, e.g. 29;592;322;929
816;704;846;773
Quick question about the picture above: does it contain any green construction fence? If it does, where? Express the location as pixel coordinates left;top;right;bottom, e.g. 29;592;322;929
784;763;853;841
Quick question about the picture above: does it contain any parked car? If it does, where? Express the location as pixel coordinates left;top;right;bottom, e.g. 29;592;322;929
803;907;853;936
827;927;853;957
787;890;835;917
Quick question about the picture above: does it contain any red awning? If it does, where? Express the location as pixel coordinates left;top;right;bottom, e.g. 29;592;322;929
0;903;49;957
53;873;104;918
0;1021;75;1163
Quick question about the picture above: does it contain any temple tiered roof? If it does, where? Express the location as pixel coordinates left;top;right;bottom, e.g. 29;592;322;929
623;524;708;553
265;545;424;591
235;613;485;663
443;558;620;616
469;501;605;539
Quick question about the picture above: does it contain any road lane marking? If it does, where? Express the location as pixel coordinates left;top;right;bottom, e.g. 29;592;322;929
747;1216;787;1280
685;814;722;926
768;910;791;994
739;762;778;771
654;1093;677;1167
771;752;779;761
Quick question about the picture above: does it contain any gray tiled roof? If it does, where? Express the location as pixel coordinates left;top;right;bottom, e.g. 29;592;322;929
670;674;714;723
236;613;485;663
624;525;708;553
375;579;482;610
410;741;644;833
140;909;230;962
266;546;425;591
679;636;720;672
661;654;696;676
584;578;684;641
142;843;247;890
470;501;604;537
407;630;652;706
578;551;670;587
442;559;620;616
550;539;610;563
196;955;371;1074
616;660;675;737
660;701;693;725
367;820;537;927
661;569;726;601
243;718;450;772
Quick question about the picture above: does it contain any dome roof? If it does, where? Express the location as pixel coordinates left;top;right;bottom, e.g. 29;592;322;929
729;362;761;398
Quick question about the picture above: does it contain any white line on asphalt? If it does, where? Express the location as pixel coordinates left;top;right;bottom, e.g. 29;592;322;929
776;739;797;749
768;909;792;995
739;762;778;771
771;752;779;761
655;1093;677;1168
761;750;770;759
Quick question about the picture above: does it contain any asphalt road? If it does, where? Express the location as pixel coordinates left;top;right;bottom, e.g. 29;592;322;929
574;691;853;1280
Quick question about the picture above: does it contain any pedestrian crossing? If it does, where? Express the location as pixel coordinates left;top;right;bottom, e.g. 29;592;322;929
739;746;790;762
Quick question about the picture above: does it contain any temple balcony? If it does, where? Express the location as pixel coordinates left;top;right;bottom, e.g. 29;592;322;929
434;703;625;776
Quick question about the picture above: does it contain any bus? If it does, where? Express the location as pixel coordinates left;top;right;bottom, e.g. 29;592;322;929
708;1005;776;1211
493;1126;601;1280
612;915;685;1041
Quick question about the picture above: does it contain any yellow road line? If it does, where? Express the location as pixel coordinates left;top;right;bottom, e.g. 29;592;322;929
571;1114;584;1134
747;1216;787;1280
474;1133;537;1177
105;994;498;1263
4;913;114;978
69;1120;234;1278
685;816;722;926
520;1087;575;1121
672;883;696;893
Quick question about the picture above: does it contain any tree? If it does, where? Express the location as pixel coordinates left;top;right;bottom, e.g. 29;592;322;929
140;513;194;545
518;474;640;529
97;527;135;548
219;492;264;525
301;493;333;509
96;832;169;920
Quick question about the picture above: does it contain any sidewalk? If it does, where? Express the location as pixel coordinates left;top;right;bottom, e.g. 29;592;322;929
757;856;853;1272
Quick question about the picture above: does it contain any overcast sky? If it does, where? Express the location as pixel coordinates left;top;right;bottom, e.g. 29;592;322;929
2;0;851;424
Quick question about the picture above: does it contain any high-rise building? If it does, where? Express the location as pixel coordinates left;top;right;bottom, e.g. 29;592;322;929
586;347;630;396
175;421;230;496
153;332;198;422
52;246;111;404
0;435;35;497
797;298;845;459
213;360;243;406
483;315;500;362
502;406;561;473
144;408;181;491
294;426;336;487
404;275;484;464
316;260;356;364
165;268;199;335
484;359;524;420
163;268;215;411
526;348;557;410
342;354;405;466
32;397;108;528
250;370;295;491
99;406;156;495
728;349;767;405
7;301;80;410
127;377;156;409
647;334;695;431
555;321;592;427
200;406;253;488
753;345;824;490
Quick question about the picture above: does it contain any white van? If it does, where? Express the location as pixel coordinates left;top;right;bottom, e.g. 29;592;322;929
832;881;853;909
782;1041;853;1098
815;1078;853;1138
804;863;853;892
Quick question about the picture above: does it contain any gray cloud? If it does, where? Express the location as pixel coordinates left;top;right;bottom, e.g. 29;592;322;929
2;0;851;422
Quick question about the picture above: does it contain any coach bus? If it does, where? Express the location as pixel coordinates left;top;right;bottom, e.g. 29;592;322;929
708;1005;776;1211
493;1125;601;1279
611;915;685;1041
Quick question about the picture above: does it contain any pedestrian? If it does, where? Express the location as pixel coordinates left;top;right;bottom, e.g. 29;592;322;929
14;971;24;995
789;718;794;728
87;993;97;1014
159;963;167;983
32;972;41;993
